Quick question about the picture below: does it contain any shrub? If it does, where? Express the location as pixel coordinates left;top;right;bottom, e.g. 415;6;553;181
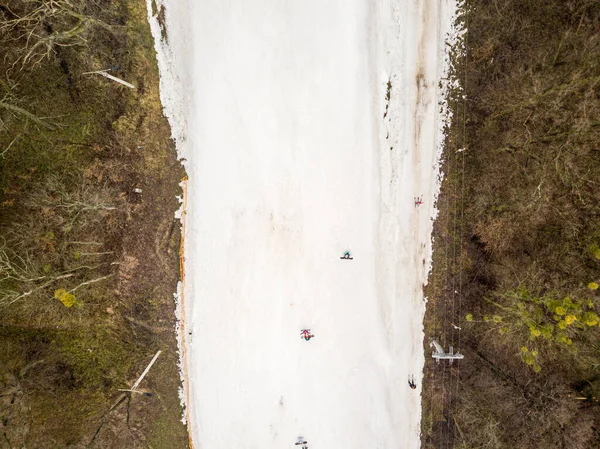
53;289;79;308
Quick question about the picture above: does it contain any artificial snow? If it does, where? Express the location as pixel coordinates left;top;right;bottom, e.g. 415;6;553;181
147;1;459;447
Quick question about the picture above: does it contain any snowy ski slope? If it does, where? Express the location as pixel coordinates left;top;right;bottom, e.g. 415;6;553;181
147;1;458;447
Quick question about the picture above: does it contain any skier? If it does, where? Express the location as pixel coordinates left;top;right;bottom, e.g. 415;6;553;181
414;196;424;206
300;329;314;341
408;375;417;390
340;251;353;260
295;436;308;446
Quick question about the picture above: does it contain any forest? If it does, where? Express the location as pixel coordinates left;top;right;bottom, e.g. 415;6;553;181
422;1;600;448
0;1;188;446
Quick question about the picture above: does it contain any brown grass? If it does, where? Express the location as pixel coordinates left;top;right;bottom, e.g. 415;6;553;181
422;1;600;448
0;1;188;447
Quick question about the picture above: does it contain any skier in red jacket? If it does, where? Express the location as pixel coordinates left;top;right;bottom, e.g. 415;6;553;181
300;329;314;341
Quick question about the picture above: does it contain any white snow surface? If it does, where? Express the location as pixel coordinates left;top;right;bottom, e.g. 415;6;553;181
147;1;458;447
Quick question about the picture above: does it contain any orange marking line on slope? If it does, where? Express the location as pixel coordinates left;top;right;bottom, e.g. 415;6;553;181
179;176;194;449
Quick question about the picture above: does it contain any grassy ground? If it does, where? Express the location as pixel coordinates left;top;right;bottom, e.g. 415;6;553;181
422;1;600;448
0;1;188;447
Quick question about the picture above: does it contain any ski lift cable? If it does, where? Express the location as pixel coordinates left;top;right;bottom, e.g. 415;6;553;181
444;3;472;445
437;120;454;449
458;0;471;359
451;89;462;400
436;157;449;449
443;150;451;351
457;0;470;369
451;176;460;441
451;119;459;357
442;113;458;447
428;223;440;447
454;0;471;439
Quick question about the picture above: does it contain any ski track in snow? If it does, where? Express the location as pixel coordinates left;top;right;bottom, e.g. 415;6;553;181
147;1;458;447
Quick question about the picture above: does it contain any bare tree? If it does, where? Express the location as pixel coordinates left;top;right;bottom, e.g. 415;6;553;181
1;0;116;68
0;174;124;308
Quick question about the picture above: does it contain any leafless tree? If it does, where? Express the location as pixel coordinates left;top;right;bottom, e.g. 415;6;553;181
1;0;115;68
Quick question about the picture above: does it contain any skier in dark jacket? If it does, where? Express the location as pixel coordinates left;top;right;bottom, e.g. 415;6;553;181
408;375;417;390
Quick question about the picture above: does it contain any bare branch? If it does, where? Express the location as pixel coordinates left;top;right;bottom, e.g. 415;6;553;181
0;101;54;129
68;273;113;293
1;135;18;158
